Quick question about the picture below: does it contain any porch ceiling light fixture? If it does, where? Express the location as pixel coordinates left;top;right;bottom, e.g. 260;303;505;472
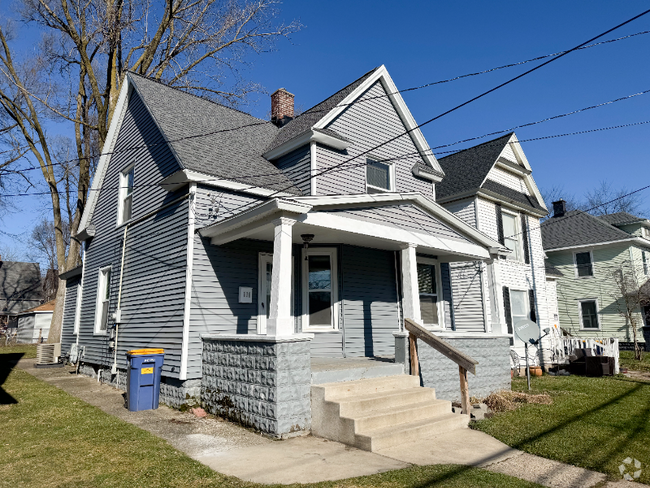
301;234;315;260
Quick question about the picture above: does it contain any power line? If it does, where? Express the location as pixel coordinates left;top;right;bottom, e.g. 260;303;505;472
211;8;650;219
2;28;649;178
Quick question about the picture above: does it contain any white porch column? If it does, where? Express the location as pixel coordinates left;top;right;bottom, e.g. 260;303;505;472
400;243;421;325
486;257;507;334
267;217;295;336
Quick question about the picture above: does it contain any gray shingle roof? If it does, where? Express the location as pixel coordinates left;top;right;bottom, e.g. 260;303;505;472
598;212;646;226
0;261;43;314
541;210;635;250
436;133;513;199
482;180;546;213
264;67;380;153
127;73;301;194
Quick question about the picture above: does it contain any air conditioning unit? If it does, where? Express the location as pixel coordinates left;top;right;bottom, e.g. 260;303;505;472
37;343;61;364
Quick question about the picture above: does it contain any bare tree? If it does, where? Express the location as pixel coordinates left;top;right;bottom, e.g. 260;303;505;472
609;259;648;360
585;181;646;217
0;0;300;343
540;185;582;220
31;218;71;272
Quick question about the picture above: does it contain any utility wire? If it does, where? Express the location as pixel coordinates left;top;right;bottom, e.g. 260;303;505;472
2;28;649;177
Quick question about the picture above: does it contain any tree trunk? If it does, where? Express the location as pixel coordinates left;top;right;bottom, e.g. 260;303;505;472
48;284;68;344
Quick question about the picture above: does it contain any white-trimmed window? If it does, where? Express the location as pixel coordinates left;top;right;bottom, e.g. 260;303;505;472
118;165;134;225
73;280;83;334
502;211;522;261
417;257;443;328
509;289;529;331
302;248;338;331
94;266;112;333
366;158;394;193
574;251;594;278
579;299;600;330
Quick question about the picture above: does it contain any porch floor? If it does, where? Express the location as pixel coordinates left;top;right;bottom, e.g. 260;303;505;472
311;357;405;384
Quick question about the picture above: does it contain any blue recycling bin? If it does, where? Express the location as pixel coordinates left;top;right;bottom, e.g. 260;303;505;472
126;349;164;412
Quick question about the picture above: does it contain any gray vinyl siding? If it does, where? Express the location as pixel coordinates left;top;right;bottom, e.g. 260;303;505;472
331;205;470;242
449;261;485;332
442;198;476;227
275;146;311;196
315;81;433;198
61;277;80;355
341;245;400;357
193;186;265;227
76;87;188;378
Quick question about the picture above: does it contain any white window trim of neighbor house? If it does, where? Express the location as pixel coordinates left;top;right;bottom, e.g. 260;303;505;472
365;157;396;193
573;250;595;278
578;298;600;330
94;266;112;335
301;247;339;332
117;164;134;226
502;209;523;262
416;256;445;330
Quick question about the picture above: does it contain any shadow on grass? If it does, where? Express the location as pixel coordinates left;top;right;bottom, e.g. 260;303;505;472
0;352;23;404
409;381;648;487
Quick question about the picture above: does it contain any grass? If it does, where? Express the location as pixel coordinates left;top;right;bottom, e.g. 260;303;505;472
473;375;650;484
0;350;541;488
620;350;650;372
0;343;37;359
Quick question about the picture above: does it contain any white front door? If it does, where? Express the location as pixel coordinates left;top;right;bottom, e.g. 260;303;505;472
257;253;274;334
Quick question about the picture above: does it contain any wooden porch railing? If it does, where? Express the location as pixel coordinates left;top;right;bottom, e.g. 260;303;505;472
404;318;479;415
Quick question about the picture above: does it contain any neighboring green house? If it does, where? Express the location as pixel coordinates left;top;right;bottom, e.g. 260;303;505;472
541;201;650;343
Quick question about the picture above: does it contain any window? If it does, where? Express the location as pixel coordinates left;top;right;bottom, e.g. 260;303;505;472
94;266;112;333
366;159;394;193
417;261;440;327
579;300;599;329
302;248;338;330
118;166;134;224
643;251;648;275
510;290;529;331
574;251;594;277
502;212;521;261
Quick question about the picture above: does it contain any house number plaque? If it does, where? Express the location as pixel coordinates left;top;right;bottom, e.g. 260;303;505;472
239;287;253;303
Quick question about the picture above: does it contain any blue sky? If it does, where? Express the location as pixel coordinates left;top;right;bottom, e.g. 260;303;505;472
2;0;650;265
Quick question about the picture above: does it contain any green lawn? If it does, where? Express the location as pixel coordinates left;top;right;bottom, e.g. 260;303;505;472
0;351;541;488
473;375;650;484
620;350;650;372
0;343;37;359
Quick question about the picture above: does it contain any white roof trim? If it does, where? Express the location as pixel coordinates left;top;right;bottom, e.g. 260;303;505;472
544;237;640;253
262;129;349;160
77;77;132;235
159;169;296;197
312;65;443;177
291;192;506;255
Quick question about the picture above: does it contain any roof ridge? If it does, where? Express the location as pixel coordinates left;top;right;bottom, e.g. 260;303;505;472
126;71;272;123
438;132;514;160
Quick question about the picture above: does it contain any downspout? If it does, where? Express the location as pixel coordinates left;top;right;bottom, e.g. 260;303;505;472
76;243;86;347
112;225;128;375
179;183;197;380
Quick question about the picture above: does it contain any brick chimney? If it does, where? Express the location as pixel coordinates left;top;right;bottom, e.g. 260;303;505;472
271;88;294;127
552;199;566;218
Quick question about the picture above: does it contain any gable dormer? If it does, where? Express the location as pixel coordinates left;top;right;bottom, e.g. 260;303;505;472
263;66;443;199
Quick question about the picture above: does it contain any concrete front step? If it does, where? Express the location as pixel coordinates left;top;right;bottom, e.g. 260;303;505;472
311;362;404;385
311;375;470;452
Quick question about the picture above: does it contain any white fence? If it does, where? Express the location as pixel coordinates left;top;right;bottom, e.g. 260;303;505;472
561;337;620;374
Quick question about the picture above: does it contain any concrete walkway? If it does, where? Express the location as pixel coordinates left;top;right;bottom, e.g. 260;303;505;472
17;359;647;487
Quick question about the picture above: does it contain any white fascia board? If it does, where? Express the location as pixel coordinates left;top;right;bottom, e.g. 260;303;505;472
544;237;639;253
291;192;505;255
199;198;312;240
311;65;444;176
300;212;490;260
159;169;296;198
506;133;548;213
77;77;132;235
262;130;349;161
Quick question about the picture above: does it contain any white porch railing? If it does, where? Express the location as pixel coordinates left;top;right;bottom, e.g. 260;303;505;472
561;337;620;374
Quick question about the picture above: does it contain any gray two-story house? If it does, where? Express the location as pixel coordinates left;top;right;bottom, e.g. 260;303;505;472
60;66;514;440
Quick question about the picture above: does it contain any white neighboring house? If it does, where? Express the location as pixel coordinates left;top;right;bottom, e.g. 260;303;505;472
10;300;55;344
436;132;553;365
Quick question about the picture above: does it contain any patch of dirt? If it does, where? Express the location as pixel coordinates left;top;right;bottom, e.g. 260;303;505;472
483;390;553;413
623;370;650;382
